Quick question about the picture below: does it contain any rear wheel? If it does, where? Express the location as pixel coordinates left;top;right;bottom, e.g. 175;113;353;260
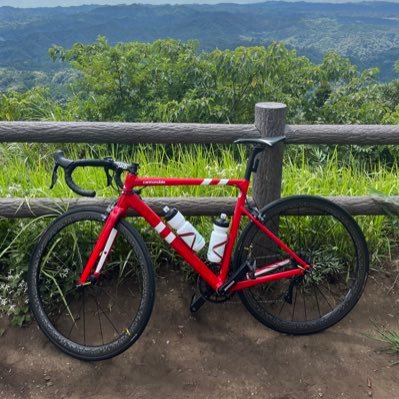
28;208;155;360
234;196;369;334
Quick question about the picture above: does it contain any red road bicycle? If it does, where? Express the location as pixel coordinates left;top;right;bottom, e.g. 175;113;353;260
27;137;369;360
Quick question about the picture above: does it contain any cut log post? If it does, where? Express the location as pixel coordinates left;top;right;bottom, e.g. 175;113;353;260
252;102;286;208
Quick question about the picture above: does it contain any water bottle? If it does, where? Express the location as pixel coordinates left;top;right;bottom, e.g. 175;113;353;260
207;213;229;263
163;206;205;252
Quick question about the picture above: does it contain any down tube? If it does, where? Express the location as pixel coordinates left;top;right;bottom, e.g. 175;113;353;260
127;194;220;290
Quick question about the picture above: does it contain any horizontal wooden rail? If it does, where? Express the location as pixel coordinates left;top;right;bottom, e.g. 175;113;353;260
1;103;399;219
1;121;399;145
0;196;398;218
286;125;399;145
0;122;259;144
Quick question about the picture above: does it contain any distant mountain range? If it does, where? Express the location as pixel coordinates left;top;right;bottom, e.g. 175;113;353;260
1;1;399;84
2;0;399;6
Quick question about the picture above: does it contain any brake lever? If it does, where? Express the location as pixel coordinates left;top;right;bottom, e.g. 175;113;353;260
104;166;113;187
103;157;113;187
49;164;59;189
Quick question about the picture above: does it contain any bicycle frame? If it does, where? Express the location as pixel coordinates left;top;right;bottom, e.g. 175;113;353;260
78;172;310;293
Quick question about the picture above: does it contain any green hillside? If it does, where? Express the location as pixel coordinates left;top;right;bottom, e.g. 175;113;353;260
1;1;399;90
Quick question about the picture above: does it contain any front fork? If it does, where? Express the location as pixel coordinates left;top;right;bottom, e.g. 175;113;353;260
78;203;123;285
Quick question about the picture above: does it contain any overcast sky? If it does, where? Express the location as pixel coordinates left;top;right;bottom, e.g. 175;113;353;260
1;0;398;7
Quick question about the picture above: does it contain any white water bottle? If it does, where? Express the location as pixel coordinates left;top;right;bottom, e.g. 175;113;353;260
207;213;229;263
163;206;205;252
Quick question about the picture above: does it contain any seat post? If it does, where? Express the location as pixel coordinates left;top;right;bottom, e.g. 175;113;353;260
233;137;286;182
243;146;265;182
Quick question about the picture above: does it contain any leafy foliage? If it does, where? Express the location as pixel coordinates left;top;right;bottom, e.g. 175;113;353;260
42;38;399;127
2;2;399;82
1;37;399;326
0;87;63;121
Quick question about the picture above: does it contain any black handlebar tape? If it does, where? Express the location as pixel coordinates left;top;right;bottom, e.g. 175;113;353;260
54;150;73;168
65;166;96;197
54;149;115;197
53;150;135;197
65;160;115;197
55;151;114;170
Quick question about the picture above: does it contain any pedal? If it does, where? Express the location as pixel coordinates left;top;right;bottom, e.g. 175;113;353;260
190;294;206;313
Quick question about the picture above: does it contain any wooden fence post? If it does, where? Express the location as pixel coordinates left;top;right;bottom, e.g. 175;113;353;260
253;102;287;208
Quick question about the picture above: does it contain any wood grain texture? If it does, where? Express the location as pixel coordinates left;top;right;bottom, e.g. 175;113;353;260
0;196;396;218
0;197;241;218
0;122;259;144
285;124;399;144
1;121;399;145
2;105;399;223
253;102;286;208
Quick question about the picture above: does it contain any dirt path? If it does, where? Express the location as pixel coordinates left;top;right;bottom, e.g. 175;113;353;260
0;271;398;399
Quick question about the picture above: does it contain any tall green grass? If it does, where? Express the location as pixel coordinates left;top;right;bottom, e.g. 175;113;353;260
0;142;398;324
0;143;246;198
375;328;399;362
284;146;399;265
0;142;398;264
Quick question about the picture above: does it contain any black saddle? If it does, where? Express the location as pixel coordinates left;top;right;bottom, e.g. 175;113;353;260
234;136;286;147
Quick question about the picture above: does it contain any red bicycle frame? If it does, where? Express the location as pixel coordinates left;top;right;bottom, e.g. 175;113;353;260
78;173;310;293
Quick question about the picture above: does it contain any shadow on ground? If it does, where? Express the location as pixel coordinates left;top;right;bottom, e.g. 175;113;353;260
0;271;398;399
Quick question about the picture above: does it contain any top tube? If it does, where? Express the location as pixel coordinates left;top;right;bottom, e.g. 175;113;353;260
125;176;249;192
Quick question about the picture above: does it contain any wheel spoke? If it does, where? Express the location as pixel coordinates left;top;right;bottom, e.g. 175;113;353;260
30;211;154;360
94;297;120;335
278;295;287;316
94;284;132;315
313;284;322;319
67;298;83;339
291;286;298;321
302;287;307;321
83;286;86;345
315;285;333;311
94;295;105;346
236;197;367;334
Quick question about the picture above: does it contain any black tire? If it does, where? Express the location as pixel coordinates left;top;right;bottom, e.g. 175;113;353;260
28;208;155;361
233;196;369;335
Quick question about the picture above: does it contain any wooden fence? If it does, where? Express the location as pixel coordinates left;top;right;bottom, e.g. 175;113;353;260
1;102;399;218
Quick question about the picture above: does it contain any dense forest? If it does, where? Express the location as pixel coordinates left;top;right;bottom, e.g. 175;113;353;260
2;1;399;92
2;37;399;127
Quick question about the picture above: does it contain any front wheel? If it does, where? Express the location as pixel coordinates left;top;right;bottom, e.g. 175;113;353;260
233;196;369;335
28;208;155;360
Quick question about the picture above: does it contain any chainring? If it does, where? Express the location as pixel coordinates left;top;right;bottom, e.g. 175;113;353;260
197;275;233;303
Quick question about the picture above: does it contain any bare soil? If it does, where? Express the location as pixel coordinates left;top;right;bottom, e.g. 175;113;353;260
0;270;398;399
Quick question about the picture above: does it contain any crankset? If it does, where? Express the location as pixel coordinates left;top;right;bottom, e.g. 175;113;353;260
197;275;232;304
190;270;234;313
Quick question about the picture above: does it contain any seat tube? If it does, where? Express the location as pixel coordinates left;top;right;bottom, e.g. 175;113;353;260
219;184;249;282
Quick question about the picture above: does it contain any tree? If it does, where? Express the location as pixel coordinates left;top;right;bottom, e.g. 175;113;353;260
0;87;64;121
